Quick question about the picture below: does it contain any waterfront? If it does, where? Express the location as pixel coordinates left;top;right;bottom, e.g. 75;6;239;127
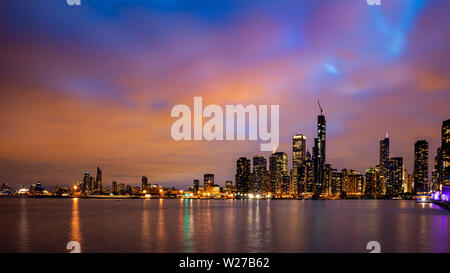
0;198;449;253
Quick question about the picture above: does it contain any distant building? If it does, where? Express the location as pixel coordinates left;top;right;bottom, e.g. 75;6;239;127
414;140;429;193
142;176;149;191
386;157;403;196
112;181;118;195
204;174;214;187
236;157;251;194
379;136;390;179
442;119;450;186
313;114;326;194
193;179;200;191
365;168;380;198
252;155;267;194
96;167;102;193
269;152;288;195
83;172;90;193
292;134;306;195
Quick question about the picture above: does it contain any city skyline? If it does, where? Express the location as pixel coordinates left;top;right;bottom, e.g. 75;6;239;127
1;0;449;188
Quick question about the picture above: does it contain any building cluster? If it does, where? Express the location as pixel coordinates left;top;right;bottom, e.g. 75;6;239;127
205;113;449;200
2;107;449;201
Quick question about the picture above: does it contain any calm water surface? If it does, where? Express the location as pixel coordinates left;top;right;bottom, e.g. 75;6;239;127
0;198;449;253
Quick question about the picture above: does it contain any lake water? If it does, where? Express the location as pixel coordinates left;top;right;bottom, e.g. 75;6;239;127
0;198;449;253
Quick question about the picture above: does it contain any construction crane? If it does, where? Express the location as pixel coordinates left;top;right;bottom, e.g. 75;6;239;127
317;100;323;115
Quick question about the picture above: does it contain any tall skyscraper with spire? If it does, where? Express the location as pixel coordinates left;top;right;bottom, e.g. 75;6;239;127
313;101;326;195
379;131;390;179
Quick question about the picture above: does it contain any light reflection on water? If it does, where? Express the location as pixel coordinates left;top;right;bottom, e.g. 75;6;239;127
0;198;449;253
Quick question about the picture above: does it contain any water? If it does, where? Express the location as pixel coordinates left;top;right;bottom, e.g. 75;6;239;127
0;198;449;253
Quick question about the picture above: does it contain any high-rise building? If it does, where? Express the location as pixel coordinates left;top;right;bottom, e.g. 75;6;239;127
324;164;333;195
118;183;126;195
193;179;200;191
313;114;326;194
252;155;267;194
386;157;403;196
204;174;214;187
112;181;118;195
348;170;364;195
96;167;102;193
236;158;251;194
225;180;233;191
331;169;341;195
142;176;149;191
379;135;390;178
82;172;90;193
365;168;380;198
269;152;288;195
414;140;429;193
89;176;95;193
432;148;441;191
292;134;306;195
299;151;314;193
442;119;450;186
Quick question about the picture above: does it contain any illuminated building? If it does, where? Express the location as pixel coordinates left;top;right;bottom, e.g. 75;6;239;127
252;155;267;194
83;172;90;193
379;135;390;179
281;175;290;195
269;152;288;195
292;134;306;195
89;176;95;193
386;157;404;196
193;179;200;191
331;169;341;195
348;171;364;195
298;151;314;193
204;174;214;187
96;167;102;193
313;113;326;194
225;180;232;191
341;169;350;194
442;119;450;186
236;157;251;194
118;183;126;195
111;181;118;195
414;140;429;193
365;168;380;198
142;176;149;191
324;164;333;195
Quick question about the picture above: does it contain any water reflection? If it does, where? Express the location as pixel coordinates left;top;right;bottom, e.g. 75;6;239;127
157;199;166;251
141;200;151;252
70;198;82;244
18;198;30;252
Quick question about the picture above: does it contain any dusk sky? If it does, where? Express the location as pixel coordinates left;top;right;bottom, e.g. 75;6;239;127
0;0;449;189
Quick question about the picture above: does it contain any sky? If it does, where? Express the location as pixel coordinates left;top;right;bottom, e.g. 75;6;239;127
0;0;449;189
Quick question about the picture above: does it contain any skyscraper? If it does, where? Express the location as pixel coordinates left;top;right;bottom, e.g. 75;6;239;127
414;140;429;193
96;167;102;193
292;134;306;195
193;179;200;191
313;113;326;194
442;119;450;186
386;157;403;196
236;157;251;194
112;181;118;195
204;174;214;187
379;135;390;178
142;176;149;191
365;168;380;198
269;152;288;195
82;172;90;193
252;155;267;194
